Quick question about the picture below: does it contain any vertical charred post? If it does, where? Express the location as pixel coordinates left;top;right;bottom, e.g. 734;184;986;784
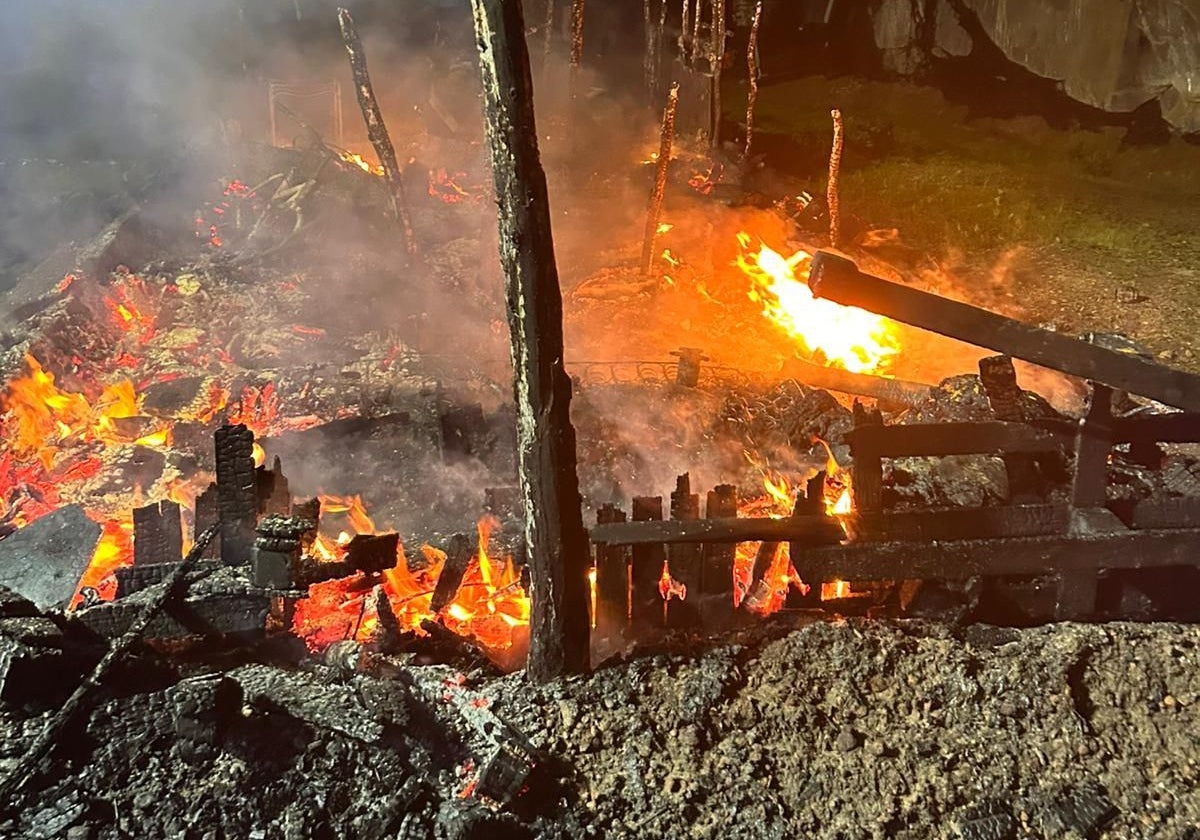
743;0;763;160
132;501;183;566
468;0;591;680
336;7;417;261
700;484;738;624
979;354;1045;501
194;484;221;560
431;533;475;614
709;0;726;148
641;83;680;277
569;0;586;95
828;108;844;248
630;496;666;631
667;474;702;628
255;455;292;516
594;504;630;641
215;424;257;567
849;402;883;513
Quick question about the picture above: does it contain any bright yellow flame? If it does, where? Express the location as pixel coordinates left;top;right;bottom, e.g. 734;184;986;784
339;151;383;176
251;442;266;468
831;489;852;515
736;233;899;374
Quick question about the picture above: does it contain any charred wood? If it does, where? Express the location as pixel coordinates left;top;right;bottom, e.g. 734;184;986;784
641;83;680;277
132;500;182;566
630;496;666;630
783;356;932;407
700;484;738;624
808;251;1200;412
979;354;1049;501
215;424;257;567
591;514;844;545
470;0;591;679
336;8;417;260
593;504;630;641
667;474;702;628
850;402;885;513
743;0;763;161
193;484;221;560
255;455;291;517
0;525;218;811
431;534;474;615
345;532;400;576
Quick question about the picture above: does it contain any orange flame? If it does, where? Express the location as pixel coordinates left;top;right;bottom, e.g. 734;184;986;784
1;355;171;466
74;519;133;603
293;503;531;659
339;151;384;176
736;233;900;374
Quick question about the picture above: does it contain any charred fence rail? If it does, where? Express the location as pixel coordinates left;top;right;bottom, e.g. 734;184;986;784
590;474;845;635
589;382;1200;629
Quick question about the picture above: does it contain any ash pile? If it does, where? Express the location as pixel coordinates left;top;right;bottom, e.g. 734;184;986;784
2;591;1199;838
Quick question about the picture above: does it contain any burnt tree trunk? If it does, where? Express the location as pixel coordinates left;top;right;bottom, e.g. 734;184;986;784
337;7;417;261
469;0;591;680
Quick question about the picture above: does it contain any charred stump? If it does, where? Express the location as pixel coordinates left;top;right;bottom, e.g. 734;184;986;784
469;0;591;679
214;424;257;566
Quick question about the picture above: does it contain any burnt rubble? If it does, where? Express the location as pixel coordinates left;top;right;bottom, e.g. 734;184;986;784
1;616;1197;838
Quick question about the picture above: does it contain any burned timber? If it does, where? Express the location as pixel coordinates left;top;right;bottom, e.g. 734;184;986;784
1;0;1199;837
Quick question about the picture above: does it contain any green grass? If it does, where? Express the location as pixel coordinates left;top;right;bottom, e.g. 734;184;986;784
731;77;1200;266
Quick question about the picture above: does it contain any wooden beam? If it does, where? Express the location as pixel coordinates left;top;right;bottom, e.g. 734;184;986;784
796;529;1200;583
700;484;737;624
1071;384;1113;509
1112;412;1200;444
847;420;1072;459
850;403;884;513
808;251;1200;412
1108;497;1200;530
783;357;932;407
469;0;591;680
630;496;666;630
590;514;846;546
847;504;1071;543
667;474;702;628
593;504;629;640
337;8;417;261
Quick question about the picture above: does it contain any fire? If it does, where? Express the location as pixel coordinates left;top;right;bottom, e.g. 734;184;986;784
294;502;531;659
736;233;900;374
658;561;686;602
1;355;170;465
821;580;851;600
831;489;852;515
734;465;810;614
339;151;383;176
75;519;133;603
427;168;477;204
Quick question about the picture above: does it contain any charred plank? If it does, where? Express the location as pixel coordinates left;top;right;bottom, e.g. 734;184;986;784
808;251;1200;412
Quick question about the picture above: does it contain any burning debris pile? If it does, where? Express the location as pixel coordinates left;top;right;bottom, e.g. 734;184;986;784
2;0;1199;833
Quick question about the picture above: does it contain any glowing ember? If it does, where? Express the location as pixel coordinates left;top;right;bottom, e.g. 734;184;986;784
339;151;383;176
1;355;170;464
658;561;687;602
293;503;530;659
427;168;477;204
736;232;900;374
821;579;852;600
